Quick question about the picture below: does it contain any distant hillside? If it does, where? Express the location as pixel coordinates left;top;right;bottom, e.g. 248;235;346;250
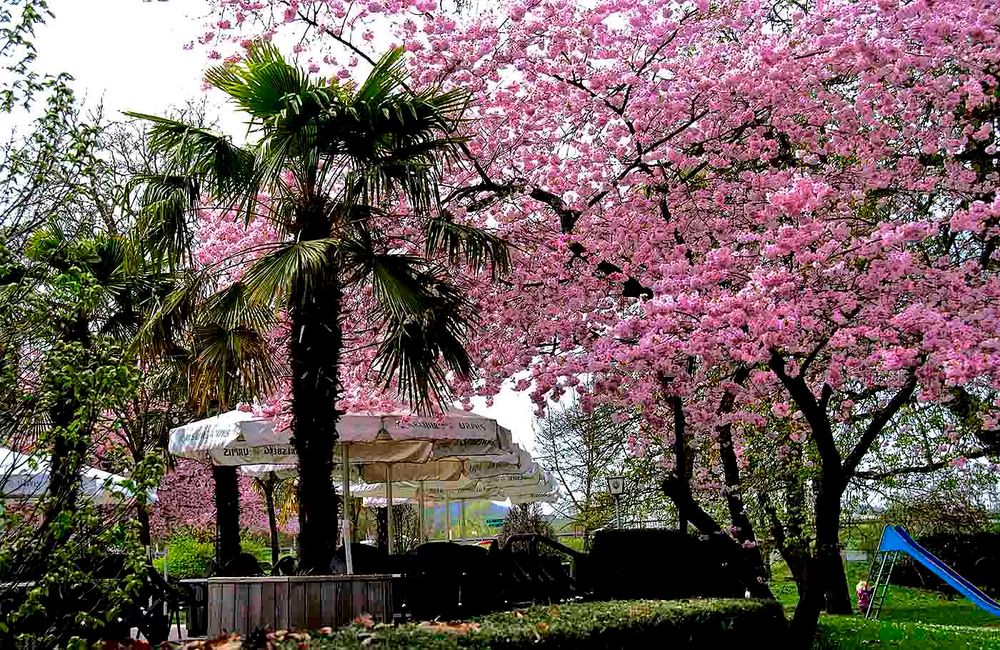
423;500;510;538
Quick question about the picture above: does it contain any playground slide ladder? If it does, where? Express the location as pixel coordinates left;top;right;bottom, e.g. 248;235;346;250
867;525;1000;619
865;549;899;620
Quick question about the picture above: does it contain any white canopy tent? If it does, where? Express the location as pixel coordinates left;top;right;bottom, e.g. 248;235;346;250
0;446;153;505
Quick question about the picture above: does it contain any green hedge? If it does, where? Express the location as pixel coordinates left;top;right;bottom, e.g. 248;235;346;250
153;532;276;579
154;532;215;580
270;599;786;649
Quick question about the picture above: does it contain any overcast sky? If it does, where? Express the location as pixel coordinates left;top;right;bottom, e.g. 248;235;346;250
23;0;542;450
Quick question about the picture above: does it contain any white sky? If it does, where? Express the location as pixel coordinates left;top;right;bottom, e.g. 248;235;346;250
23;0;541;450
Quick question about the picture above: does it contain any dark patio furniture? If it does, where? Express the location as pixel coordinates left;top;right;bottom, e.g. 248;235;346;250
272;555;297;576
399;542;495;619
214;552;264;577
180;578;209;637
581;529;747;600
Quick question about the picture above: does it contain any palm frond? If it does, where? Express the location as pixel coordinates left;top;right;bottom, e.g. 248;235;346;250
206;41;307;119
355;47;408;103
200;282;275;333
239;238;338;305
128;173;199;266
362;257;474;411
125;113;260;217
356;251;449;317
328;49;468;214
424;215;511;278
375;295;473;413
130;269;209;358
188;322;277;410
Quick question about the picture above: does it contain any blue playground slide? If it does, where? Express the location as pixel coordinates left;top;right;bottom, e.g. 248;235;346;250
878;525;1000;616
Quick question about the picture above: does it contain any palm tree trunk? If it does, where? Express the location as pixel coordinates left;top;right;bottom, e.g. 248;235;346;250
213;465;242;572
375;506;389;553
289;208;342;574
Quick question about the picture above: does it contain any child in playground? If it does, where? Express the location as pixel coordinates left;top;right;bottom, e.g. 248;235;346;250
856;580;874;615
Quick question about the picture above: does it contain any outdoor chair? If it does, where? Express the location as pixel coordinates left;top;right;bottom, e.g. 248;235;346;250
273;555;297;576
214;552;264;577
126;563;191;644
496;534;582;605
401;542;495;619
335;542;390;575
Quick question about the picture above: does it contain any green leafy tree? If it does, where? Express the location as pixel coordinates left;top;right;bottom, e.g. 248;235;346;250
536;399;673;548
0;224;166;645
500;503;554;545
130;43;508;573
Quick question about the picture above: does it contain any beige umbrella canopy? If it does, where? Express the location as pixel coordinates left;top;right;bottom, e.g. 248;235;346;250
169;410;516;572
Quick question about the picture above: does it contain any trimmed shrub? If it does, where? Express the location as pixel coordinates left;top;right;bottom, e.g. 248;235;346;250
891;532;1000;597
264;599;786;649
154;532;215;580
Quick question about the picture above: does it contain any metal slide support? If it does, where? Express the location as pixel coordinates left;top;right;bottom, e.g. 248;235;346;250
866;551;898;620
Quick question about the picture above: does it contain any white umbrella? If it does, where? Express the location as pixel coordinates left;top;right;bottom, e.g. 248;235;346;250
352;447;557;540
170;411;511;466
169;410;515;572
0;447;153;505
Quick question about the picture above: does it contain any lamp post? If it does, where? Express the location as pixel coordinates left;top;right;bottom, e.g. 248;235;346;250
607;476;625;529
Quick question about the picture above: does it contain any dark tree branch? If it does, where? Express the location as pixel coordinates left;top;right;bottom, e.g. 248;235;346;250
769;349;841;472
841;373;919;481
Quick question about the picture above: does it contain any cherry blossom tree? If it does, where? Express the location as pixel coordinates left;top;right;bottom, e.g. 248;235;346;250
150;458;285;540
197;0;1000;641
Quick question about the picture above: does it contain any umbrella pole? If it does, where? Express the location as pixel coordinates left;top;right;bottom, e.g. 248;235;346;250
386;464;394;554
460;500;466;540
418;481;426;543
342;445;353;575
445;494;451;541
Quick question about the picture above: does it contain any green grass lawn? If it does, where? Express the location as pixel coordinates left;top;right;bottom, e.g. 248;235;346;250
771;561;1000;648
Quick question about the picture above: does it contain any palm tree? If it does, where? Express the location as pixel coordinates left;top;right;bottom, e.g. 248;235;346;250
129;43;508;573
134;271;278;569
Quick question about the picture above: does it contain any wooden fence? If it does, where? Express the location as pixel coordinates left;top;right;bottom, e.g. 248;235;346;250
206;575;393;637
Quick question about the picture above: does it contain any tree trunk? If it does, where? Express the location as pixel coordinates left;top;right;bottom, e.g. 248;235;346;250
759;487;810;599
263;478;280;567
213;465;242;572
790;478;851;646
375;507;389;553
35;314;91;565
137;503;152;548
667;394;691;533
825;544;853;614
662;475;775;599
665;391;773;600
717;418;771;597
289;206;342;574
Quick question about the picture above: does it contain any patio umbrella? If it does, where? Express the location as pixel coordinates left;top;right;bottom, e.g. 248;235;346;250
0;446;154;505
169;410;515;572
353;446;556;540
168;411;431;466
